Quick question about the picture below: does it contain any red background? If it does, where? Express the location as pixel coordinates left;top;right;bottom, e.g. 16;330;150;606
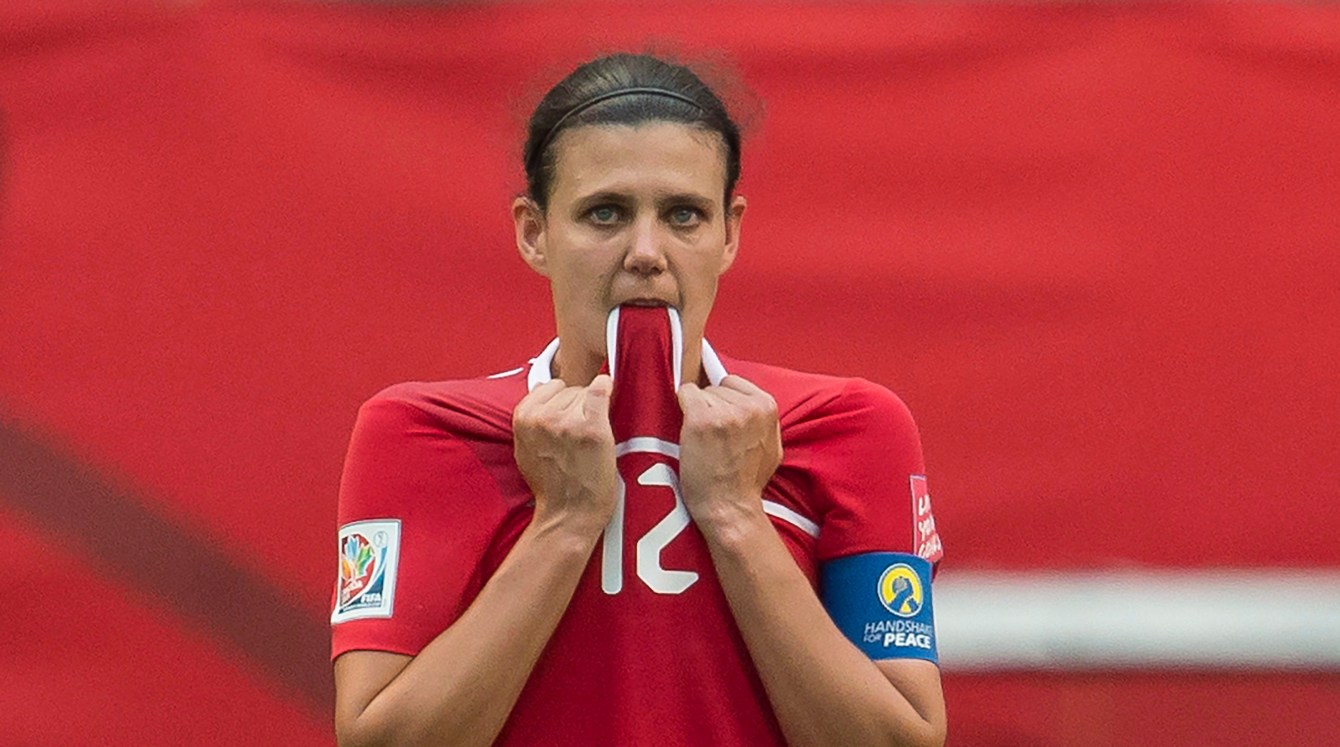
2;2;1338;744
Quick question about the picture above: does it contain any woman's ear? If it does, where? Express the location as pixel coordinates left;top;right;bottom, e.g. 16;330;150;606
719;194;747;274
513;196;548;276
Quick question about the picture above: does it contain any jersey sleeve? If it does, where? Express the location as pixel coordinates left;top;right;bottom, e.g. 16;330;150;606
808;380;944;662
810;379;943;565
330;387;508;661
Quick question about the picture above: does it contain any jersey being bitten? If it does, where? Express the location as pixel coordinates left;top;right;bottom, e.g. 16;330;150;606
331;326;941;747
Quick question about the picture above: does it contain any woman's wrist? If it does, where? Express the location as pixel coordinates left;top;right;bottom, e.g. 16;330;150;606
688;493;772;550
525;508;608;556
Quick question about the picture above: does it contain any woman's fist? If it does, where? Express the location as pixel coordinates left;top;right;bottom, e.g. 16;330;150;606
676;375;782;533
512;375;619;540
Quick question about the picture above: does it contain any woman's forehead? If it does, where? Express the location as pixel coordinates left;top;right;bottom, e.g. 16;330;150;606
548;123;727;202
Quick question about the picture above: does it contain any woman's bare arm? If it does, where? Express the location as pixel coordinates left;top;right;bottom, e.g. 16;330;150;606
335;376;618;747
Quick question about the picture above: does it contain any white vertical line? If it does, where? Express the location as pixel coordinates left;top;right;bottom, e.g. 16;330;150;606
605;306;621;383
668;306;683;391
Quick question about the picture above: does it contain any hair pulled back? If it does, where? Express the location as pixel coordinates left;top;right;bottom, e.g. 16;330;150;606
523;53;742;210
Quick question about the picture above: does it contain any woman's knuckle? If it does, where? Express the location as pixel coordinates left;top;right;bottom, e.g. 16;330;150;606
569;426;599;444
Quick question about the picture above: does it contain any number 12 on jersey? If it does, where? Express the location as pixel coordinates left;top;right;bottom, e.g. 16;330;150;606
601;438;698;596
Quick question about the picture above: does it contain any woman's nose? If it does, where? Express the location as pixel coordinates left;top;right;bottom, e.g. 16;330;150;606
624;216;667;275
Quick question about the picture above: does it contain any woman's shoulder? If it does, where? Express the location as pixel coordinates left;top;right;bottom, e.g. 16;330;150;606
723;355;915;428
355;366;531;440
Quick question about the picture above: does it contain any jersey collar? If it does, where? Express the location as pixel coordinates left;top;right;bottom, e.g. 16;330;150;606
526;316;727;392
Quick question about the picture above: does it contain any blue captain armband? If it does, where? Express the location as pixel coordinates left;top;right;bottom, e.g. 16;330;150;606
820;552;938;663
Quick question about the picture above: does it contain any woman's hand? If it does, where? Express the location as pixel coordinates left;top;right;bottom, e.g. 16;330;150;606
512;375;619;540
676;375;782;535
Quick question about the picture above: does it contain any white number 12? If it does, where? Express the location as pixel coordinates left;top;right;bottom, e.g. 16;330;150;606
601;438;699;596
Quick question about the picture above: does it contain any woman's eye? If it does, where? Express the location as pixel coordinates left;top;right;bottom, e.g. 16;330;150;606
669;207;702;226
589;206;620;225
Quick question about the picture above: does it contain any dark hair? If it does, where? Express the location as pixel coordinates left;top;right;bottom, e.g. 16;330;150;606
523;53;742;210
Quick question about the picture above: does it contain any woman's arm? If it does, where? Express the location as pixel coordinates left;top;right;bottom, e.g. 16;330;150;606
335;522;598;747
335;376;618;747
698;511;946;747
677;376;947;747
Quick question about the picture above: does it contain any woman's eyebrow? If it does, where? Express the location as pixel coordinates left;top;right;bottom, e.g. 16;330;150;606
656;192;716;210
573;190;633;207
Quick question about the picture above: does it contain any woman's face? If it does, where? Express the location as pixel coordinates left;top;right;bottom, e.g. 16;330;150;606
514;122;746;381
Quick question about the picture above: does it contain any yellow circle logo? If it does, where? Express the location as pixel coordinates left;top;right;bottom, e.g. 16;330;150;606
878;564;924;618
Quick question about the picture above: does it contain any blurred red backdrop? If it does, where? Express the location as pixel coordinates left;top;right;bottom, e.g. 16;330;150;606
1;1;1337;744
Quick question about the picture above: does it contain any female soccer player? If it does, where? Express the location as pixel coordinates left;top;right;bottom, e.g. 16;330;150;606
331;53;946;747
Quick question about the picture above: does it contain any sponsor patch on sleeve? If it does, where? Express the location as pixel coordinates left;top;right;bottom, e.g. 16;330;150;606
821;552;938;663
910;475;944;563
331;519;401;624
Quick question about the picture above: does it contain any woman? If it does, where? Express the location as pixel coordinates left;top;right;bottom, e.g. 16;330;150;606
332;53;946;747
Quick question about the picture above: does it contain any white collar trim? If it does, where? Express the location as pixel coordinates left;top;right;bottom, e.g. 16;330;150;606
526;324;728;393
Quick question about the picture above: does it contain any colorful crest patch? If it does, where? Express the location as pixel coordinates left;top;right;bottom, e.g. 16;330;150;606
331;519;400;623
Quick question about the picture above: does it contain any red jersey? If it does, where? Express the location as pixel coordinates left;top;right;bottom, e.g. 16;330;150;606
331;308;941;746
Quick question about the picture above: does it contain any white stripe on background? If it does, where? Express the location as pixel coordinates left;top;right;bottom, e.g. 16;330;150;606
934;570;1340;671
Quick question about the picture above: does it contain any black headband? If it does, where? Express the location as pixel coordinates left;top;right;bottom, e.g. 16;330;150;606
527;87;706;173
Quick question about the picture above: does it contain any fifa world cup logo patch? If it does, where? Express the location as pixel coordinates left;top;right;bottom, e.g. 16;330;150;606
332;519;401;623
340;533;384;606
